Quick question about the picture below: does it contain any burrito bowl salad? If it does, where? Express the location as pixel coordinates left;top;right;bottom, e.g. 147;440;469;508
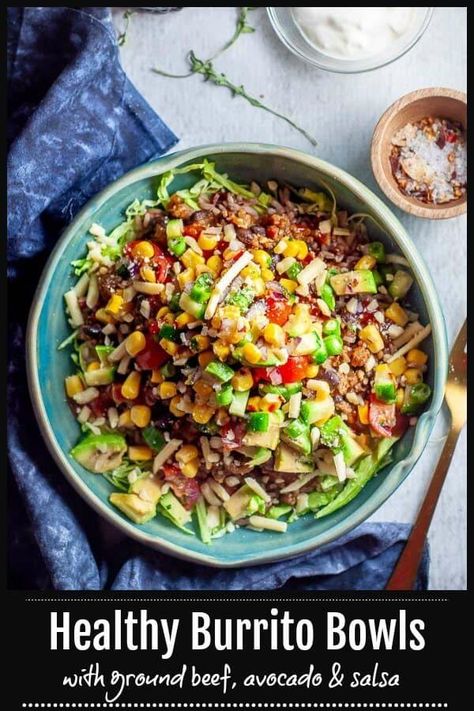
61;161;432;541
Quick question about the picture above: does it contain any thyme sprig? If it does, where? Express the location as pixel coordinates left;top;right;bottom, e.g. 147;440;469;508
117;9;136;47
151;7;317;147
185;52;317;147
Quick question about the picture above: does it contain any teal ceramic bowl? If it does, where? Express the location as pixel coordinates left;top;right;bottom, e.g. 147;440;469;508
27;143;448;568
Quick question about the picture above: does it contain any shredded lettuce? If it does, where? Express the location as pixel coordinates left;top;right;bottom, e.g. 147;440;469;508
102;462;149;492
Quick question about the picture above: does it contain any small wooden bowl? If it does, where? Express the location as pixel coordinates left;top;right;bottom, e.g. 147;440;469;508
371;88;467;219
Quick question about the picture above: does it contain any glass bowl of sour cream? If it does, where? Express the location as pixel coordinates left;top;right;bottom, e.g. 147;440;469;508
267;7;433;74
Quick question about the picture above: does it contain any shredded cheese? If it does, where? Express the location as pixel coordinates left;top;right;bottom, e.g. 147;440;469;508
297;257;326;286
288;391;302;419
387;324;432;362
392;321;422;349
152;439;183;474
244;476;271;503
248;515;287;533
204;251;253;320
280;472;318;494
64;289;84;327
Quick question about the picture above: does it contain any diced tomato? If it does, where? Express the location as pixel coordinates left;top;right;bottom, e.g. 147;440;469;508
183;223;203;238
89;386;114;416
135;335;170;370
276;356;311;384
147;320;160;335
265;296;292;326
359;311;376;326
266;225;279;239
445;132;457;143
392;411;410;437
163;467;200;510
369;393;396;437
251;367;272;384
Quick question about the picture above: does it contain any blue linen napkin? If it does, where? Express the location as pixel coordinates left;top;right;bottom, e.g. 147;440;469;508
7;6;429;591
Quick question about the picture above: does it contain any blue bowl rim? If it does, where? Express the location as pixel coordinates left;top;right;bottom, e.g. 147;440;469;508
26;142;448;568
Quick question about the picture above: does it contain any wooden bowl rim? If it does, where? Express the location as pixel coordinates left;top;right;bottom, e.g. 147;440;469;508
371;87;467;219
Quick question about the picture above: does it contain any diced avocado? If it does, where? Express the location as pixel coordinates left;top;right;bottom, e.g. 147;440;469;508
109;493;156;524
388;270;413;300
234;347;282;367
242;413;281;449
293;331;322;356
301;398;335;426
330;269;377;296
374;368;396;403
205;360;235;382
274;443;313;473
249;447;272;466
130;475;162;505
179;292;205;320
281;418;311;455
307;487;343;511
158;491;192;529
224;484;265;520
71;433;126;473
228;389;250;417
226;286;255;313
83;366;115;386
319;415;365;466
260;383;302;400
142;426;166;452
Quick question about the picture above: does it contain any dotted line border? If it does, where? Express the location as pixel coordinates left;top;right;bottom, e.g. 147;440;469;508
21;704;449;709
25;599;450;604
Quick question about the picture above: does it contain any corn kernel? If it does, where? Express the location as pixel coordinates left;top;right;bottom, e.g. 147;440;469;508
195;264;212;277
121;371;141;400
181;248;205;269
305;364;319;378
86;361;101;372
282;240;298;257
213;341;230;361
280;278;298;294
128;445;153;461
295;240;308;260
105;293;123;315
231;368;254;392
307;379;331;401
389;356;407;377
130;405;151;428
198;233;219;251
132;241;155;259
160;338;179;356
140;265;156;283
355;433;370;450
223;248;241;261
118;410;132;428
175;311;194;328
375;363;391;375
192;404;215;424
169;396;186;417
241;264;260;279
261;268;275;281
396;388;405;409
95;308;114;324
358;403;369;425
260;393;282;412
359;324;385;353
193;380;213;399
222;305;241;320
253;277;266;297
355;255;376;271
406;349;428;367
159;381;177;399
198;350;214;368
177;267;195;289
157;306;170;318
385;302;409;327
404;368;423;385
181;458;199;478
65;375;84;397
247;396;262;412
242;342;262;364
191;334;210;352
263;323;285;346
253;249;271;268
150;369;163;384
176;444;200;464
125;330;146;357
207;255;223;274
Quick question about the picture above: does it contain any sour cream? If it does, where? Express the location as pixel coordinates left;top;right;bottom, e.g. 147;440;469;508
292;7;417;61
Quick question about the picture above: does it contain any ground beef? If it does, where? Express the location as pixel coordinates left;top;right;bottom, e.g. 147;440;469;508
350;343;371;367
97;273;124;302
167;194;194;219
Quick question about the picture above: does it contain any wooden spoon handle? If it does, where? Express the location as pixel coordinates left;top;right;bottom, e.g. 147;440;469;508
385;427;461;590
